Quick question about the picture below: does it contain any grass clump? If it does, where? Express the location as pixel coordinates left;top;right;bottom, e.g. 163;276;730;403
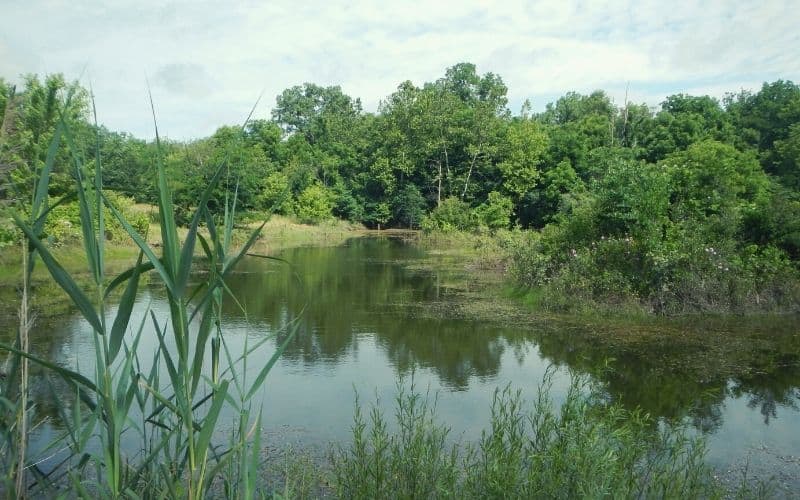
331;383;459;499
332;371;725;499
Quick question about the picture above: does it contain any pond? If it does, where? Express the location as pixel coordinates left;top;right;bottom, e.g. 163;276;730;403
6;235;800;491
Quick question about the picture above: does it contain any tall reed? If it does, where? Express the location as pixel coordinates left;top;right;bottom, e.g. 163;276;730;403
1;91;296;498
0;83;79;497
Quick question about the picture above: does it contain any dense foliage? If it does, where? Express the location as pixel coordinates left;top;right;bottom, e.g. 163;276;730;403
2;66;799;311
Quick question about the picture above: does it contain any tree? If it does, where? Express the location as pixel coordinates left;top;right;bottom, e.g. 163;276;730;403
0;74;88;202
539;91;616;176
774;123;800;189
726;80;800;178
272;83;362;144
641;94;734;163
662;140;769;240
392;183;426;228
497;118;547;198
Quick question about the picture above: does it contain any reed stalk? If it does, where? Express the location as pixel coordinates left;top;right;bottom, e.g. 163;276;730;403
1;90;295;498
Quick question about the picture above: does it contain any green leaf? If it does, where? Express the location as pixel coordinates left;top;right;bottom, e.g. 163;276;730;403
11;212;103;334
0;342;97;392
176;164;226;292
104;260;156;299
190;306;215;394
222;222;265;275
59;112;101;283
32;122;62;218
103;193;176;296
108;252;143;362
195;380;230;462
245;321;299;401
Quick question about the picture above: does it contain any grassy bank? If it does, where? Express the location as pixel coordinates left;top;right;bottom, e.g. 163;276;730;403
0;213;362;287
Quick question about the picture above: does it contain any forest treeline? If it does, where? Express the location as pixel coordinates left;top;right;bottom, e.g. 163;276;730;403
1;63;799;312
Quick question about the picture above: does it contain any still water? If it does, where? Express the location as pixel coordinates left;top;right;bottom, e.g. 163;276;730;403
9;236;800;489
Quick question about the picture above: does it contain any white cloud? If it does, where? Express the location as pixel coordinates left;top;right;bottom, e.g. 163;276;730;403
1;0;797;139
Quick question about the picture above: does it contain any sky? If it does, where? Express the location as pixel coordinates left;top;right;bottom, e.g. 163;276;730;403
1;0;798;140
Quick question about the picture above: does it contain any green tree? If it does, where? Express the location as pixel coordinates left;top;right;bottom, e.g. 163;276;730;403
726;80;800;179
539;91;616;177
1;74;88;202
641;94;734;163
392;183;426;228
497;118;547;198
662;140;769;240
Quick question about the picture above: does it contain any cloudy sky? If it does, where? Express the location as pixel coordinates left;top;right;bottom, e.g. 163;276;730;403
2;0;798;140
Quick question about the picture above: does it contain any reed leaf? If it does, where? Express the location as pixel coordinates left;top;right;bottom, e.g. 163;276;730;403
244;320;300;402
103;194;176;296
104;260;156;299
109;252;144;363
0;343;97;392
195;380;230;467
176;165;225;292
10;211;103;333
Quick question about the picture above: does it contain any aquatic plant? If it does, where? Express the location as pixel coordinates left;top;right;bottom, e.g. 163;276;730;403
0;90;296;498
332;371;724;499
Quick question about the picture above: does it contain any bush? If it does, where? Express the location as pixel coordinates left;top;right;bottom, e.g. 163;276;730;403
294;183;334;223
474;191;513;230
421;197;476;232
0;216;19;248
331;383;459;499
258;171;293;215
392;184;426;228
0;193;150;247
332;372;724;499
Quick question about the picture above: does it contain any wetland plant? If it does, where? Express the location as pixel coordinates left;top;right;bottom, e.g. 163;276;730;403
332;372;725;500
0;92;296;498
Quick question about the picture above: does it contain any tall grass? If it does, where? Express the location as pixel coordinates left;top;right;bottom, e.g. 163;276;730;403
332;371;727;500
0;91;296;497
0;82;80;497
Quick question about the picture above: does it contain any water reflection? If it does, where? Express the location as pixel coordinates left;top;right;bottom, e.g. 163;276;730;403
3;236;799;477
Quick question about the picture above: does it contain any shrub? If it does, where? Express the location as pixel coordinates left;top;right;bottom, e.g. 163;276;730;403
0;216;19;248
421;197;476;232
258;171;293;215
331;383;459;499
474;191;513;230
332;372;724;499
41;192;149;244
392;183;426;228
295;183;334;223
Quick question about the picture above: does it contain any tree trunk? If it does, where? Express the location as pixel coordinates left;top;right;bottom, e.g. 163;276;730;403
462;146;481;199
437;162;442;206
